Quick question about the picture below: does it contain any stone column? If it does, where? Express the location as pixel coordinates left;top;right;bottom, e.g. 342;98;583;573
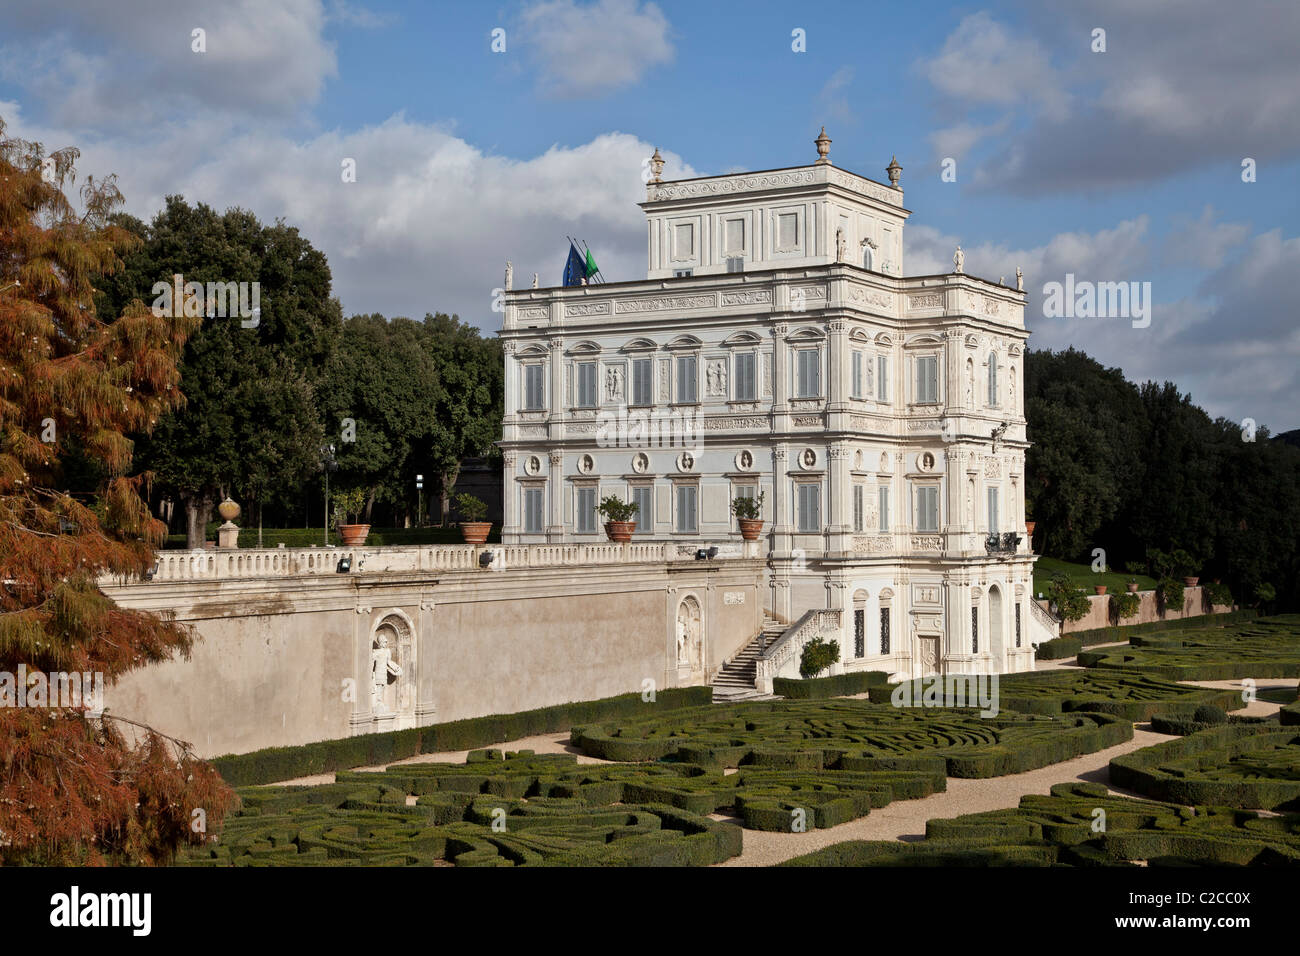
827;319;847;409
502;452;518;542
827;441;851;551
547;451;564;542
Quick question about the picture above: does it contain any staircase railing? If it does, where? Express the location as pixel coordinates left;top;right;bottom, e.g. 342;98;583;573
1029;598;1061;642
754;609;842;693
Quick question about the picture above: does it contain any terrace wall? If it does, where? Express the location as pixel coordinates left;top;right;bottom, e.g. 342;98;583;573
1037;586;1233;635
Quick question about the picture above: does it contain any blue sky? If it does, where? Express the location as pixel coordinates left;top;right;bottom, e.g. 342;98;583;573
1;0;1297;430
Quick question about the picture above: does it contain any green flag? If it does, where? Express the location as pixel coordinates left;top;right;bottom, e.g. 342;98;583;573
584;248;599;278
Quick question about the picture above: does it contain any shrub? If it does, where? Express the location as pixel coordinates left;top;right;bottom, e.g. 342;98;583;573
799;637;840;679
1205;581;1233;607
454;493;488;522
1045;573;1091;623
1156;577;1185;612
1110;591;1140;622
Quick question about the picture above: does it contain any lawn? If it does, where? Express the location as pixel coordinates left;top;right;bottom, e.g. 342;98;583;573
1031;555;1158;598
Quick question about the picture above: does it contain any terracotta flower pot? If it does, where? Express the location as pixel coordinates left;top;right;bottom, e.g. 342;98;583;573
460;521;491;545
1183;576;1199;587
1094;585;1107;595
1025;520;1036;538
738;518;765;541
338;523;370;546
604;520;635;542
1126;582;1140;593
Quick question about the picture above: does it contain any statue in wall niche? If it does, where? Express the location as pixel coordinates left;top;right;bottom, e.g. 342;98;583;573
966;360;975;406
371;631;403;713
706;360;727;396
677;598;702;670
605;365;623;401
836;228;847;262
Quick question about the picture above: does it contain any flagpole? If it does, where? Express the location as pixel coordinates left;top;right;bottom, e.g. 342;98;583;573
580;239;605;284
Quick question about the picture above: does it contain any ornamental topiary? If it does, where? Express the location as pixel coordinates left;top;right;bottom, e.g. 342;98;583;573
799;637;840;679
1157;577;1185;612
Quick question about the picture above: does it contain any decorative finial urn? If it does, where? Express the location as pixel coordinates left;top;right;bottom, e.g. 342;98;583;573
649;147;664;183
886;155;902;187
814;127;832;165
217;496;241;523
217;496;241;549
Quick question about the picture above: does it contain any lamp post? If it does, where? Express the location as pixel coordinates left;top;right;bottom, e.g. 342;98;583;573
416;474;424;528
321;444;337;546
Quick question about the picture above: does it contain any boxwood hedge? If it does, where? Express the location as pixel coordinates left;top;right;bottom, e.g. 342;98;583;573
772;670;891;699
781;781;1300;867
1109;725;1300;810
210;686;713;787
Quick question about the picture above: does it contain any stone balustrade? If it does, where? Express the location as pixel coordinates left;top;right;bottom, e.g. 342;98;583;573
754;608;843;693
106;540;760;585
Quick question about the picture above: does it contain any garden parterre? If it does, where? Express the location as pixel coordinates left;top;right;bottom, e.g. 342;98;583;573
781;781;1300;867
1077;615;1300;681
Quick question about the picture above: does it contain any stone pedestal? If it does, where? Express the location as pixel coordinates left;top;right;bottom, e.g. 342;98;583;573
218;521;240;549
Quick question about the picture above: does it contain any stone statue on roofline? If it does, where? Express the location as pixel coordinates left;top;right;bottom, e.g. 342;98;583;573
953;246;965;274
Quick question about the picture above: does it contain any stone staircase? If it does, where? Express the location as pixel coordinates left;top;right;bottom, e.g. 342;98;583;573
711;613;787;702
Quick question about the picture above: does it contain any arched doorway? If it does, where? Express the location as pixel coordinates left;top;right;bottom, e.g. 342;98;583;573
988;585;1004;660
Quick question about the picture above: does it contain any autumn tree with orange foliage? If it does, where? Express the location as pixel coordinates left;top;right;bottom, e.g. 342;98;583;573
0;117;233;864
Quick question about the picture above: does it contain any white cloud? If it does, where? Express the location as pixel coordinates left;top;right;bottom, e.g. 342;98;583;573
517;0;674;99
0;0;336;129
1;101;694;326
1161;206;1251;269
917;12;1068;120
817;67;856;126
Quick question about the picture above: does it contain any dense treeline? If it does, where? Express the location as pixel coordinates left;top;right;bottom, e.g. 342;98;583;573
88;197;502;546
1024;348;1300;610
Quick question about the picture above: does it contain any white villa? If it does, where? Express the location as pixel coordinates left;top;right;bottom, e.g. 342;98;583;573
499;130;1054;687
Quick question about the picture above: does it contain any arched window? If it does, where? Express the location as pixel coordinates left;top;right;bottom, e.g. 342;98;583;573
987;351;999;406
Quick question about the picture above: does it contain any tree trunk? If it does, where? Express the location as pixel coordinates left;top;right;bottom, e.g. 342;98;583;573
363;488;376;524
441;464;461;525
185;495;214;549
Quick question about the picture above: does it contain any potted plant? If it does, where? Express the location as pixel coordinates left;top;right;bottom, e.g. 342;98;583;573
455;493;492;544
1171;548;1199;586
731;491;766;541
597;495;638;542
1126;577;1140;593
1094;584;1107;595
332;487;370;546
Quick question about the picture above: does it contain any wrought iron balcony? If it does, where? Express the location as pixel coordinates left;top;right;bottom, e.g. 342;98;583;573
985;531;1022;555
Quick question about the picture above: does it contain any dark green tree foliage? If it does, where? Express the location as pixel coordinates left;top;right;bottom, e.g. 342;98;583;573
95;197;338;545
317;312;502;523
1025;349;1300;610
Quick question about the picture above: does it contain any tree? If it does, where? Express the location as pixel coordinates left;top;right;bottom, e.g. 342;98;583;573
95;198;338;546
417;313;503;523
0;118;233;863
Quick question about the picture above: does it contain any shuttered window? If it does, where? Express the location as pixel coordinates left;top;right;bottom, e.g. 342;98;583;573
734;352;756;400
524;364;544;410
675;485;698;533
523;488;544;533
796;483;821;533
576;362;596;408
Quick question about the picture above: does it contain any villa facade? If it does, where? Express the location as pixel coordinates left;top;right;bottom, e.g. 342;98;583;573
499;132;1053;681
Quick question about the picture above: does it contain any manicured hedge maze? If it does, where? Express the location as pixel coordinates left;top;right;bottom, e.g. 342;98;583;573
976;670;1240;722
1109;725;1300;811
570;699;1132;779
1077;615;1300;681
183;752;745;866
781;781;1300;867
